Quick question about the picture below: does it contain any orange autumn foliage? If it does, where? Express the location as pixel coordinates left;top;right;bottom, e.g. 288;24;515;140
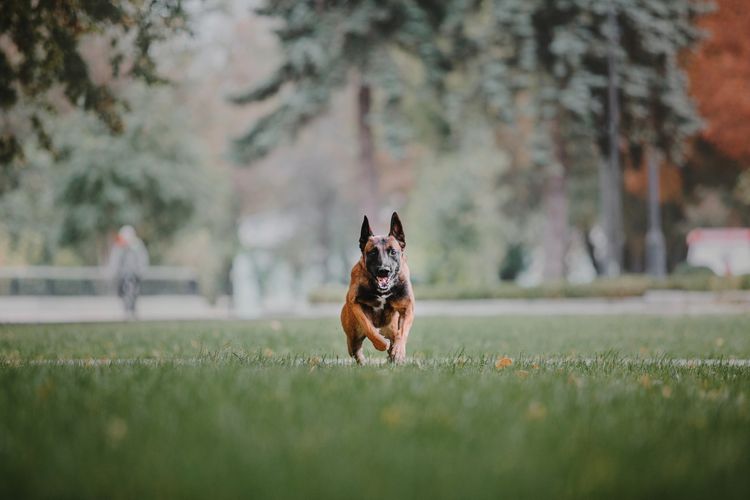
623;163;683;203
687;0;750;166
621;142;683;202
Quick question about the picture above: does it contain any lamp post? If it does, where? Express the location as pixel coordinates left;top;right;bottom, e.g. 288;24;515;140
602;1;624;276
645;147;667;278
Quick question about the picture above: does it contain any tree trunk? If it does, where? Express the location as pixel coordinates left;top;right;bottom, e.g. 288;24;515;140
542;169;569;281
357;81;379;221
542;119;569;281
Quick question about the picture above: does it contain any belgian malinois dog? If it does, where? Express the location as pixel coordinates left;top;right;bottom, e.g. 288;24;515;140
341;212;415;364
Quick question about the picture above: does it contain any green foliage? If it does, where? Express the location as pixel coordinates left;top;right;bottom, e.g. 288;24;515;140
0;146;60;264
406;143;511;285
450;0;706;162
309;274;750;302
231;1;708;280
230;0;456;163
235;0;706;167
0;0;188;179
672;262;715;277
0;85;223;265
499;243;527;281
55;98;201;260
436;0;708;276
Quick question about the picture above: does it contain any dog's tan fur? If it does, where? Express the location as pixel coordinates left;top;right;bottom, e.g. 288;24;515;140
340;214;415;364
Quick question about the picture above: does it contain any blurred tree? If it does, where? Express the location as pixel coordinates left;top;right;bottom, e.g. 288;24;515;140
56;87;216;263
0;0;188;189
447;0;705;278
0;85;222;266
230;1;705;281
685;0;750;227
499;243;527;281
687;0;750;166
609;0;750;269
0;144;59;265
407;141;512;285
682;138;747;226
228;0;453;219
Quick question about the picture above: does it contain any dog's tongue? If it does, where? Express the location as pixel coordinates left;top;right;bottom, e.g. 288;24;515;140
377;276;389;288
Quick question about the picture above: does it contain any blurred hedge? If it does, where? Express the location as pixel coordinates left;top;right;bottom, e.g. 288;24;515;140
309;274;750;303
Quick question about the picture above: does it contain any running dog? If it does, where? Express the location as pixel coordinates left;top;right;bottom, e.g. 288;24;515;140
341;212;415;364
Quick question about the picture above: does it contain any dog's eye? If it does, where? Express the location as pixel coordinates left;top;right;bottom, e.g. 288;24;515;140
389;248;398;255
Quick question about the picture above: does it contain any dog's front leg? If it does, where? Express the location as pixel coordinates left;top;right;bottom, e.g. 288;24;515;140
347;335;366;365
388;304;414;363
351;303;391;352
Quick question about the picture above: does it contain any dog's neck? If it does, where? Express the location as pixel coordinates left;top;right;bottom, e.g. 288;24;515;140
373;286;393;297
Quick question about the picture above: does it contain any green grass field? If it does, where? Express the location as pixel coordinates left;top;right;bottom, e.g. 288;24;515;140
2;316;750;499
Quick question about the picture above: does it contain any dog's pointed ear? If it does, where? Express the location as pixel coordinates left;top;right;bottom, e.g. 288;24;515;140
389;212;405;249
359;215;373;252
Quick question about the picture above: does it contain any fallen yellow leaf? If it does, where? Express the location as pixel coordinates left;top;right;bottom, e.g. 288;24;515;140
495;356;513;369
309;356;322;366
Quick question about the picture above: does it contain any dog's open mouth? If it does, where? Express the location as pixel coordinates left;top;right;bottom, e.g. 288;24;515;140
376;276;390;290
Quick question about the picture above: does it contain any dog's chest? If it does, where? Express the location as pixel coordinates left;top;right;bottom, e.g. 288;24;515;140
359;292;393;317
372;293;391;312
366;294;392;327
356;286;400;327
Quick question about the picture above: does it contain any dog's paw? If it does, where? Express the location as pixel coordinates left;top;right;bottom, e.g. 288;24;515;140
381;338;392;353
388;343;406;364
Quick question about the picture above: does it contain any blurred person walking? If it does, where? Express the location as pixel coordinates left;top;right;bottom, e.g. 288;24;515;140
108;225;149;319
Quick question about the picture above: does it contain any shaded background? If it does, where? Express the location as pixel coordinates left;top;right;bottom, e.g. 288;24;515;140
1;0;749;315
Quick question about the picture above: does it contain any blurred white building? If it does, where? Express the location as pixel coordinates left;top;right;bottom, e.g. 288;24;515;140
686;228;750;276
231;212;321;318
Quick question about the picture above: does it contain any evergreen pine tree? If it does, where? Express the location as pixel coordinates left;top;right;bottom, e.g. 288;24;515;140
446;0;705;277
232;0;705;276
229;0;455;217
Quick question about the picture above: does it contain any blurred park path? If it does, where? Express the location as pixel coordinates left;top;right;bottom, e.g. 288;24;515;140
0;296;231;323
1;291;749;323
